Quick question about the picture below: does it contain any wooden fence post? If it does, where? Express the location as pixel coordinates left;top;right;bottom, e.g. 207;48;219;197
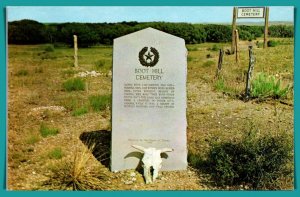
231;7;237;54
264;7;269;49
73;35;78;67
235;29;240;63
245;46;255;100
216;49;224;78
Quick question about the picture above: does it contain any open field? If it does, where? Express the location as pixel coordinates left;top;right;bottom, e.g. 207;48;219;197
7;38;294;190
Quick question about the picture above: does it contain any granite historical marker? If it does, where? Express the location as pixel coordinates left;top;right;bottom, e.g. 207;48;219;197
111;28;187;171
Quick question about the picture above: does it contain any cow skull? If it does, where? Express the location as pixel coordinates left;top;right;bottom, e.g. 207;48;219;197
132;145;173;184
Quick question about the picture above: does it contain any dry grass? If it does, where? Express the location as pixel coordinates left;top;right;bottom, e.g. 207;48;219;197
187;38;294;91
7;38;294;190
44;143;108;190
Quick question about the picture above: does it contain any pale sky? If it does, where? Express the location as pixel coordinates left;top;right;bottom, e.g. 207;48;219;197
7;6;294;23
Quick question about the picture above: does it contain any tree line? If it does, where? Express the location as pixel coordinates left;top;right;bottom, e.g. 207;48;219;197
8;19;294;47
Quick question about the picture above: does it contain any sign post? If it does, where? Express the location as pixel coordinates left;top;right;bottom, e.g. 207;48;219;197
231;7;237;54
73;35;78;67
235;29;239;63
264;7;270;48
234;7;268;49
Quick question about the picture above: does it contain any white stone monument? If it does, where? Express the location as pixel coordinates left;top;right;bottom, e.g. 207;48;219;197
111;27;187;172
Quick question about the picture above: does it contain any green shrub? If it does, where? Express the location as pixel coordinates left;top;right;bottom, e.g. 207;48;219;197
187;46;198;51
238;25;263;39
188;152;206;169
204;24;231;42
89;94;111;111
45;44;55;52
210;44;220;51
63;78;85;91
269;25;294;38
34;67;43;73
251;73;291;99
214;78;237;96
41;53;57;60
187;56;194;62
40;123;59;137
26;135;40;145
206;54;212;58
53;42;68;48
8;19;48;44
72;106;88;116
10;20;276;46
48;147;63;159
95;60;106;69
207;131;293;189
203;60;215;67
62;69;76;78
256;41;264;48
267;40;278;47
239;29;255;41
214;78;226;91
16;69;29;76
60;96;79;111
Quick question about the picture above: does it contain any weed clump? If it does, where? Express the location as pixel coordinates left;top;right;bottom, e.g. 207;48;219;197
256;41;264;48
206;54;212;58
62;69;76;78
48;147;63;159
72;106;88;116
44;144;108;190
187;46;198;51
267;40;279;47
61;97;79;111
206;131;293;189
40;123;59;137
16;69;29;76
63;78;85;91
251;73;291;99
45;44;55;52
188;152;206;169
203;60;215;67
34;67;43;73
210;44;220;51
26;135;40;145
95;60;106;70
187;56;194;62
89;95;111;111
214;78;227;92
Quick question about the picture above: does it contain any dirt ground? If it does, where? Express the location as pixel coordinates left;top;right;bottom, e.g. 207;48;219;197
7;41;294;190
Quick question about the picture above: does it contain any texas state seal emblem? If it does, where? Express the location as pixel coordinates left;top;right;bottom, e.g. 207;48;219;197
138;47;159;67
